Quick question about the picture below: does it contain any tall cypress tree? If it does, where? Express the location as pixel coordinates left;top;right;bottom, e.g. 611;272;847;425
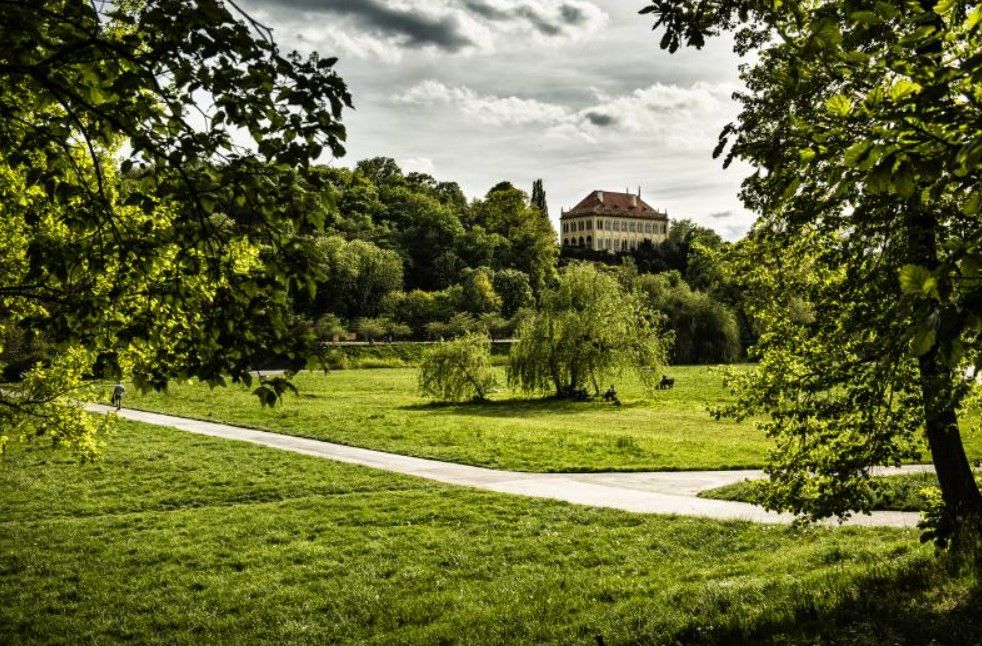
530;179;548;219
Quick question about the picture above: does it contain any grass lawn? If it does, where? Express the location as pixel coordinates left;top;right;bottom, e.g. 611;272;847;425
1;422;979;644
699;473;951;512
123;365;981;473
122;366;778;472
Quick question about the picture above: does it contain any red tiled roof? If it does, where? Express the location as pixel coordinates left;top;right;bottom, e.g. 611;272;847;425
561;190;668;220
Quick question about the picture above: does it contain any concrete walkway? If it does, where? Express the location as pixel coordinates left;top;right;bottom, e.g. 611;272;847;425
88;404;932;528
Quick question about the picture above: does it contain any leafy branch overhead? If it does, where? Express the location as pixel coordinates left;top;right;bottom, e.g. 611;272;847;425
0;0;351;452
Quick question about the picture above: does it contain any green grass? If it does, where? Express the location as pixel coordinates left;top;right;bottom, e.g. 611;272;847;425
123;366;779;472
124;365;981;473
1;422;979;644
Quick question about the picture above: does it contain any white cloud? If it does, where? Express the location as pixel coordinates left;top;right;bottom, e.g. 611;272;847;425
392;80;740;148
398;156;438;175
393;80;569;125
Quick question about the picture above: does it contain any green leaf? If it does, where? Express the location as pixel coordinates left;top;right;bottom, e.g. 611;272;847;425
850;11;879;25
960;255;982;285
899;264;939;298
826;95;853;117
934;0;956;18
889;79;922;101
910;326;936;356
843;141;871;167
963;189;981;216
893;165;916;198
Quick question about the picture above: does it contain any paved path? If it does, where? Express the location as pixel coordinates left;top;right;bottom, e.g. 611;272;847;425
89;404;932;528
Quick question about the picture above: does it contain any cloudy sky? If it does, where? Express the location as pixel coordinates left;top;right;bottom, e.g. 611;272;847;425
240;0;755;239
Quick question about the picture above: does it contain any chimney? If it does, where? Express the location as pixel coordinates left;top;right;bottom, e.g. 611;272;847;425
630;195;637;207
596;190;604;203
637;186;641;198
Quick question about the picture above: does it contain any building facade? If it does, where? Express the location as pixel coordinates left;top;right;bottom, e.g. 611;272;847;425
559;190;669;252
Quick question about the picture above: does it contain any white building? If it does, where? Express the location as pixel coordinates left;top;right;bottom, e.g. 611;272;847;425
560;190;670;252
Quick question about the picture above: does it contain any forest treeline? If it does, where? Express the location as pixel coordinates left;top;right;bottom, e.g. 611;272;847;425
289;157;748;365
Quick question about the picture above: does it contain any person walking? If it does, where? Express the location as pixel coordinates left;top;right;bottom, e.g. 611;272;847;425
110;383;125;410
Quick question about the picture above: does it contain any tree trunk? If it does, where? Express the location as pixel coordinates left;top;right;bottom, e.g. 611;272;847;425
905;202;982;526
918;347;982;521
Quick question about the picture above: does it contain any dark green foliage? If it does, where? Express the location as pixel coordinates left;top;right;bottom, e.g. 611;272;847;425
459;267;503;315
493;269;535;318
306;159;554;339
531;178;548;219
633;271;741;364
321;159;554;295
302;236;403;321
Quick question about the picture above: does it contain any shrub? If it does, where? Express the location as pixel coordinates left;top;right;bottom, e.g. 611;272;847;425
418;333;497;402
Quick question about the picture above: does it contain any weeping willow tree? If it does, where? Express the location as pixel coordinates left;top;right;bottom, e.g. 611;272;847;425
418;333;497;403
508;262;672;398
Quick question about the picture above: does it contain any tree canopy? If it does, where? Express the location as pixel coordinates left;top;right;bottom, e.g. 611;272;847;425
508;263;671;397
0;0;350;454
643;0;982;542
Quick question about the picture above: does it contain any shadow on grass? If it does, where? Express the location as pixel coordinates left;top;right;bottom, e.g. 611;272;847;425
401;397;642;418
663;557;981;645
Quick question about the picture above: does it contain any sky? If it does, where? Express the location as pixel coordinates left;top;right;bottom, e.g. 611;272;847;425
239;0;755;240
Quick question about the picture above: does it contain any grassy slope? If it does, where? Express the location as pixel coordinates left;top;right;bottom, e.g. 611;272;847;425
1;422;978;644
123;366;775;472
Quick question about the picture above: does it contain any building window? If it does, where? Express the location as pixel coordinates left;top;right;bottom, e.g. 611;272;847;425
563;238;569;246
621;240;628;251
644;223;652;233
597;220;603;231
579;236;585;246
586;235;592;248
587;220;592;230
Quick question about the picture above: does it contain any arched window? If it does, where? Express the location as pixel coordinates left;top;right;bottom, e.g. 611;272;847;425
579;236;585;246
563;238;569;246
621;240;628;251
586;235;592;248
